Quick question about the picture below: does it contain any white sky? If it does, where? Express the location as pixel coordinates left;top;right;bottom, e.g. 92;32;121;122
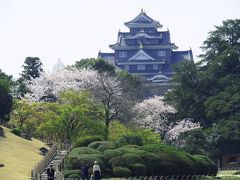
0;0;239;78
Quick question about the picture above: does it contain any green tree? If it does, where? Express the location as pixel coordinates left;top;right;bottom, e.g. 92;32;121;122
20;57;43;80
0;69;13;124
36;90;105;144
15;57;44;98
166;19;240;158
166;19;240;127
73;58;116;75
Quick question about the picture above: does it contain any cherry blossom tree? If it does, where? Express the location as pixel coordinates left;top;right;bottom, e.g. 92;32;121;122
25;68;97;102
133;96;200;143
165;118;201;146
25;68;131;139
133;96;176;138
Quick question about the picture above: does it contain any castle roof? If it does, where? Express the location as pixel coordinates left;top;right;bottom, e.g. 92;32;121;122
124;10;162;29
125;32;162;39
128;49;156;61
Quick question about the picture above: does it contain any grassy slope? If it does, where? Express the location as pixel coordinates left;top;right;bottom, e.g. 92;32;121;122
0;126;47;180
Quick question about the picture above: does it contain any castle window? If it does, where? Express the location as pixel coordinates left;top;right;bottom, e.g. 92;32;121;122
137;65;145;70
119;51;127;58
153;64;158;70
158;50;166;57
124;65;129;70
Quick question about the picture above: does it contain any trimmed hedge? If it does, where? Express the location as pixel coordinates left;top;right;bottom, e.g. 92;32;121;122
109;156;125;167
65;142;217;177
68;173;81;179
193;155;218;175
128;163;146;176
117;147;146;155
113;166;132;177
69;147;101;155
73;136;103;148
118;135;143;146
138;152;161;175
122;145;140;149
65;153;106;173
63;170;82;178
122;153;144;165
97;142;116;152
12;128;22;136
88;141;112;149
103;149;123;161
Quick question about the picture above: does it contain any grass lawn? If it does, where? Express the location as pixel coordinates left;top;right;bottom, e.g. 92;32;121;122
216;170;240;179
0;126;48;180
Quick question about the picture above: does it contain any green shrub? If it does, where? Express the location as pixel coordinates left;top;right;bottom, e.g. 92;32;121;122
118;135;143;146
103;149;123;161
233;171;240;175
65;153;106;174
138;152;161;175
88;141;111;149
97;142;116;152
117;147;146;155
63;169;82;178
11;128;22;136
122;145;140;149
109;156;125;167
165;151;198;175
128;163;146;176
73;136;103;148
113;166;132;177
193;155;217;175
68;173;81;179
122;153;144;165
134;129;161;144
140;143;177;154
69;147;101;155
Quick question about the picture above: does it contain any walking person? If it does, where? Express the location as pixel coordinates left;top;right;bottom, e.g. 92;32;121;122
47;164;55;180
82;164;90;180
92;161;101;180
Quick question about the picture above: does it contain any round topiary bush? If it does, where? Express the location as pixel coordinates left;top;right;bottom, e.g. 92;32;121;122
68;173;81;179
63;169;82;178
122;145;140;149
73;136;103;148
69;147;101;155
165;151;198;175
138;152;161;175
113;166;132;177
11;128;22;137
103;149;123;161
97;142;116;152
122;153;144;165
193;155;217;175
109;156;125;167
128;163;146;176
88;141;114;149
118;135;143;146
65;153;106;173
117;147;146;155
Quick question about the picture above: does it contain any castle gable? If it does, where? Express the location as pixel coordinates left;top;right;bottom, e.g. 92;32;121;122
128;49;156;61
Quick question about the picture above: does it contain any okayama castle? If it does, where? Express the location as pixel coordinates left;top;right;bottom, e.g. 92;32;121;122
99;10;193;96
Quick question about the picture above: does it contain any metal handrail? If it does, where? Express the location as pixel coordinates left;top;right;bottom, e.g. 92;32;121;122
31;144;57;180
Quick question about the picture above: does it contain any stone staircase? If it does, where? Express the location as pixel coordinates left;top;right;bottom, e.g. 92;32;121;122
31;144;69;180
40;150;67;180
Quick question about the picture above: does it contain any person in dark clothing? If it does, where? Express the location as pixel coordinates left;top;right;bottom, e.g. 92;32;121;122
47;164;55;180
82;164;90;180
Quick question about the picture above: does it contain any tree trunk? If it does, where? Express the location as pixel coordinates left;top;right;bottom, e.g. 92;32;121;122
104;109;111;140
104;120;110;140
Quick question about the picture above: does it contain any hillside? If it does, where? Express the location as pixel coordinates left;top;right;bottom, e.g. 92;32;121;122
0;126;48;180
